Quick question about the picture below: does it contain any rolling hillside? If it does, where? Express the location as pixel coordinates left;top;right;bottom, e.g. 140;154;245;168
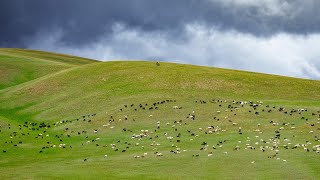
1;53;320;121
0;48;97;90
0;49;319;179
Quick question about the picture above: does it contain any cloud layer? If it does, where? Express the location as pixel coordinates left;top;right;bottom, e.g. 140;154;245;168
1;1;320;79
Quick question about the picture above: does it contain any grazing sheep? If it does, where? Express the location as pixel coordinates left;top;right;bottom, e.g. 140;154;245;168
313;145;320;151
59;144;66;148
173;106;179;109
167;136;173;140
234;146;240;151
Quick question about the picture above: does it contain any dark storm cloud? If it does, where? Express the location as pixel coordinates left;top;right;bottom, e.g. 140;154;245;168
0;0;196;47
1;0;320;47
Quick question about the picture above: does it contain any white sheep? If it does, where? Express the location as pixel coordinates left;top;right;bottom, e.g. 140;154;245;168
173;106;179;109
59;144;66;148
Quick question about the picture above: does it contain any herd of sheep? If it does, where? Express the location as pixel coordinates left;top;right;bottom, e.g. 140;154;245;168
1;99;319;164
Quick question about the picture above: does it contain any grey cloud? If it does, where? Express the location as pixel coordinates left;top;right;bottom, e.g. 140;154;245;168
1;0;320;47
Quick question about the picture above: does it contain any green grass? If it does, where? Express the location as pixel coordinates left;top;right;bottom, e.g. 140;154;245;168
0;48;96;90
0;48;319;179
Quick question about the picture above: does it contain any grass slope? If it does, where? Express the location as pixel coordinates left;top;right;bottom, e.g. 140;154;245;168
0;49;320;179
0;48;97;90
1;61;320;119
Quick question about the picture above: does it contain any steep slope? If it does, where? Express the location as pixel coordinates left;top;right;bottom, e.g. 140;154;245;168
0;48;97;89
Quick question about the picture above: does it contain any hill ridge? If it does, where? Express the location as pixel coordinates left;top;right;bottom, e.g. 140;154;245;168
0;48;98;65
0;48;99;90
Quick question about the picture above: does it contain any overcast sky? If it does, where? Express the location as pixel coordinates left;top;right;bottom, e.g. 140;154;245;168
1;0;320;79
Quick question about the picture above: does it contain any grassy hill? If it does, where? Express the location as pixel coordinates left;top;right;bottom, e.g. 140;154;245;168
0;49;319;179
0;48;97;90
